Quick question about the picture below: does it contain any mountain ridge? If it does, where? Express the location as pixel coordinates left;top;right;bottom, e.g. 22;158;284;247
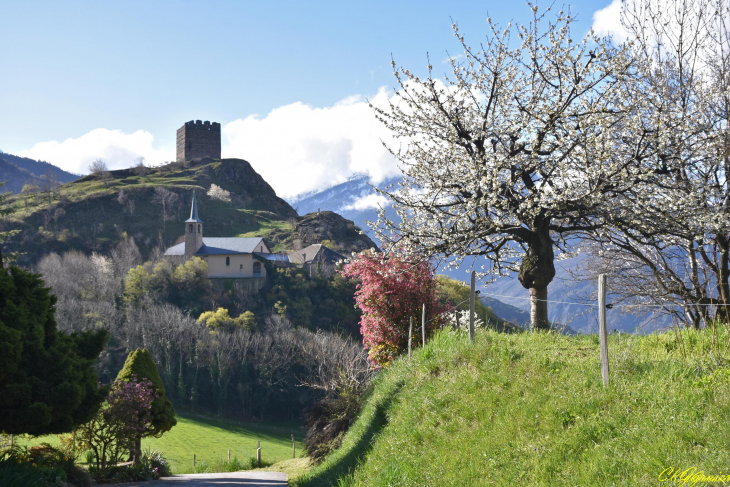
2;158;376;266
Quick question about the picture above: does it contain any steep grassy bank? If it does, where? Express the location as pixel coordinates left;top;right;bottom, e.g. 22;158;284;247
297;327;730;486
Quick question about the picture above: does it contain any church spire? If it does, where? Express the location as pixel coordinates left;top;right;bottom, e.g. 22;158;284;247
186;190;202;223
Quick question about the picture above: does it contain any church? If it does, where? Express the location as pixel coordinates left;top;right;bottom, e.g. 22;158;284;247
164;119;345;284
164;192;283;282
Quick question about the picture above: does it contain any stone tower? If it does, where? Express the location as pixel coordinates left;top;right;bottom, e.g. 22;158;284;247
176;120;221;161
184;192;203;259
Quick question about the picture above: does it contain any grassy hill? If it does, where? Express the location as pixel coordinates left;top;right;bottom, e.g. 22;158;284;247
1;157;376;265
297;327;730;486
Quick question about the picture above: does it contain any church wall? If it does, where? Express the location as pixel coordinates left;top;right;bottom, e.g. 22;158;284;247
202;253;266;278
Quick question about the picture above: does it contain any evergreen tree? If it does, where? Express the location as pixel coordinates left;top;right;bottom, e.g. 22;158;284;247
116;348;176;462
0;266;108;435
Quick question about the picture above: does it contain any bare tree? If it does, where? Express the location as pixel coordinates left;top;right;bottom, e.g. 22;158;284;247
152;187;180;229
53;207;65;234
89;159;112;187
297;329;372;394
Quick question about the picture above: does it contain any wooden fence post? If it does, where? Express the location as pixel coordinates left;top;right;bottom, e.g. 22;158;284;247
422;304;426;346
469;271;476;343
228;449;230;462
257;440;261;468
193;454;196;468
292;434;296;459
598;274;609;386
408;317;413;358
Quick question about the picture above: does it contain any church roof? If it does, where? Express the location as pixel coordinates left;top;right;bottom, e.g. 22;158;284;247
164;237;267;256
185;191;203;223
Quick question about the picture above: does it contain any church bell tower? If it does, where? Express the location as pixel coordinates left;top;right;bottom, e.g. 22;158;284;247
185;192;203;259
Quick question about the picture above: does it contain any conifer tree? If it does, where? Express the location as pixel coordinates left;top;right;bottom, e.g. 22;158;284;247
0;267;108;435
116;348;176;462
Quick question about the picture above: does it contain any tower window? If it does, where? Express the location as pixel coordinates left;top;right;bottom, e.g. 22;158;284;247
240;264;243;270
198;224;201;233
226;256;230;266
189;224;193;233
253;262;262;275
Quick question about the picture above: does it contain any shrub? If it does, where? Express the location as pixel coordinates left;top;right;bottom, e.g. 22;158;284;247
303;384;367;463
0;454;45;487
143;448;171;477
340;248;445;366
1;445;69;486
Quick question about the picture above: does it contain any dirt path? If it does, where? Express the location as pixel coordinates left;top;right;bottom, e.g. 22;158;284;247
121;471;288;486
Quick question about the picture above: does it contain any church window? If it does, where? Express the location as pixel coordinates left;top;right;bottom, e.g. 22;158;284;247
189;224;193;233
198;224;201;233
240;264;243;270
226;256;230;266
253;262;262;275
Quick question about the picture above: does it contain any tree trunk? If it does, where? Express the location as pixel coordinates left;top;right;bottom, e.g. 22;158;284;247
132;436;142;465
717;235;730;325
529;286;549;330
518;220;555;331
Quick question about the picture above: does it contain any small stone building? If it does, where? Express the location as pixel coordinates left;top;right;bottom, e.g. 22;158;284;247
288;244;345;278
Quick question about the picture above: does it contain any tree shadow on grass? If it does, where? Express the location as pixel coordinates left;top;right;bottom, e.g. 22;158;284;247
297;380;405;487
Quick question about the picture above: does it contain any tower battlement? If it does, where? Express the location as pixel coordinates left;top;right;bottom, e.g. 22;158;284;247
176;120;221;161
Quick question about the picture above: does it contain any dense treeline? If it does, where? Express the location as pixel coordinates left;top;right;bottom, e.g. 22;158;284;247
37;237;367;421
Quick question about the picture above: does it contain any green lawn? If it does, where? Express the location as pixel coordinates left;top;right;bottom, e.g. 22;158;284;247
141;413;304;473
16;412;305;475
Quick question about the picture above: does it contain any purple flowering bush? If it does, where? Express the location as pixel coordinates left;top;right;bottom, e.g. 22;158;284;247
79;375;158;477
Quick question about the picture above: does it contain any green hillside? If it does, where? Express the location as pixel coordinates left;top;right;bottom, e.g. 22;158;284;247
1;158;376;264
297;328;730;486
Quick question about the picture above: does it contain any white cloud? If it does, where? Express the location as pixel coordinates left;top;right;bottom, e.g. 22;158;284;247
342;193;391;212
222;88;400;199
592;0;629;42
19;128;174;175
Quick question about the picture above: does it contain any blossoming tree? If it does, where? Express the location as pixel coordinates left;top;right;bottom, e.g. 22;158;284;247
370;5;657;329
583;0;730;327
341;248;445;366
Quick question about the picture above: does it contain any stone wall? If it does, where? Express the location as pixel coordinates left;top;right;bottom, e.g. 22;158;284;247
176;120;221;161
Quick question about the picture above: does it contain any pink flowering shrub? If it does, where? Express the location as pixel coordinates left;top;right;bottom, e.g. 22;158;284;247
341;248;446;366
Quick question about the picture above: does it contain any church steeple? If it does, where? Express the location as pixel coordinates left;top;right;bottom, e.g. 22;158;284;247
186;191;202;223
184;191;203;259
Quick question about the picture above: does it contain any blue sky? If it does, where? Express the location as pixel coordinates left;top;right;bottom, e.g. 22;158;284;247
0;0;623;198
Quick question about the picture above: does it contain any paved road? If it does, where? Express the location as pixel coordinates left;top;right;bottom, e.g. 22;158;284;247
121;472;288;486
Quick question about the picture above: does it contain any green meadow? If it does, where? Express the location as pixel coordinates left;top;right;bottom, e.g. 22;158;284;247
16;412;305;475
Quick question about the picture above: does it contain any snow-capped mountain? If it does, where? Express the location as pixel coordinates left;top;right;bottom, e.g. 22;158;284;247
287;174;399;242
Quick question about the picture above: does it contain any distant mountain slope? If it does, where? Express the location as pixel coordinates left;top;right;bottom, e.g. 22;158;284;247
481;254;671;334
288;174;400;243
0;152;78;183
2;158;372;265
0;157;33;194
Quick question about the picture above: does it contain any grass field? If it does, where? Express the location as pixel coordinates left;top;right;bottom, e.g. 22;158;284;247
16;412;305;475
297;327;730;486
141;413;304;474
